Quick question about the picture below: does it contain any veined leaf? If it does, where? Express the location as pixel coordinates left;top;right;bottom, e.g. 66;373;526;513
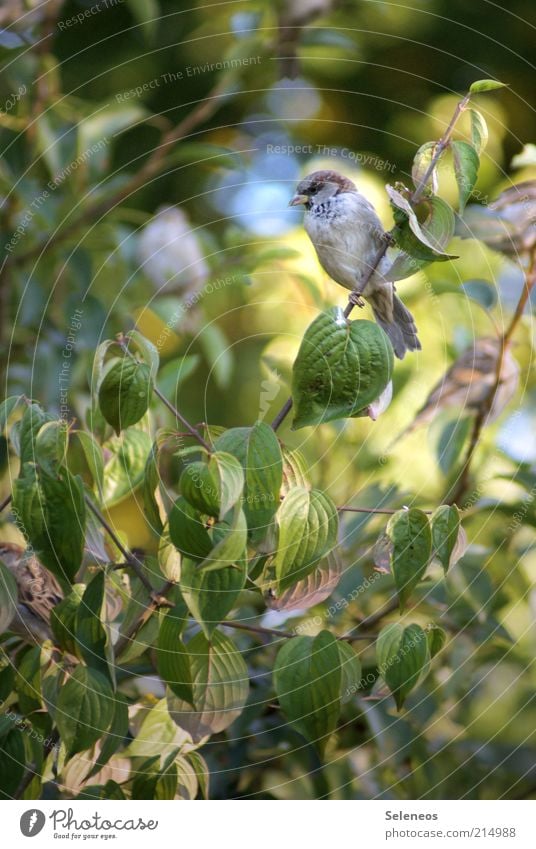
98;357;152;434
386;508;432;610
167;630;249;742
431;504;461;573
377;622;430;709
56;667;115;757
157;609;193;705
291;308;394;429
180;557;246;637
273;630;341;756
180;451;244;521
275;487;339;592
451;140;480;213
469;109;488;154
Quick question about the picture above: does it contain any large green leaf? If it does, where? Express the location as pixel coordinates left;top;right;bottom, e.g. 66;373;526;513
377;622;430;709
180;557;246;637
13;464;86;584
50;584;85;656
215;421;283;539
337;641;363;704
18;403;53;464
84;693;129;781
291;308;394;429
157;609;194;705
98;357;152;434
168;496;213;561
167;630;249;742
386;508;432;610
275;487;339;592
451;140;480;212
273;630;342;756
56;667;115;757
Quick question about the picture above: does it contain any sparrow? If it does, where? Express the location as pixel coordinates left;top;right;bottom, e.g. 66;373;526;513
390;337;520;444
0;542;62;642
290;170;421;358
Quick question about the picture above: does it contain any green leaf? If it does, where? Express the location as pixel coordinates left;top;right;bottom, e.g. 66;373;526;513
275;487;339;592
50;584;86;655
411;141;440;195
0;730;25;798
0;395;25;434
436;416;472;475
386;508;432;610
377;622;430;709
75;572;111;682
0;560;17;633
197;503;248;573
18;403;52;464
167;631;249;743
101;429;152;508
34;420;69;475
157;609;193;704
337;641;362;704
13;465;86;584
291;308;394;429
124;330;160;380
469;79;507;93
387;187;455;257
180;557;246;638
451;140;480;213
431;505;460;573
98;357;152;434
168;496;212;560
67;430;104;494
56;667;115;757
180;452;244;520
273;630;342;756
469;109;488;154
427;624;447;658
215;422;283;539
275;489;338;588
84;694;129;781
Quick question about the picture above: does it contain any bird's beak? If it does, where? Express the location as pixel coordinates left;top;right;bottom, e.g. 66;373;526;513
289;193;308;207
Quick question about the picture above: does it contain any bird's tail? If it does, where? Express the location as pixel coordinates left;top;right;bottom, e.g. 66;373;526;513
371;293;421;360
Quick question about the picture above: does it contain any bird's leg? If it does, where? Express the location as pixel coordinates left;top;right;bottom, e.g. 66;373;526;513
381;231;396;246
349;290;366;308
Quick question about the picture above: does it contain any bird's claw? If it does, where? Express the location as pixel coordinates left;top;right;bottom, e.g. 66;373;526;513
349;291;365;308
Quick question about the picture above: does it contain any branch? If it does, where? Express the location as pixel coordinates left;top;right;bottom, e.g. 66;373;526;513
223;619;377;643
0;493;12;513
448;247;536;504
271;90;472;432
338;505;433;515
12;78;231;268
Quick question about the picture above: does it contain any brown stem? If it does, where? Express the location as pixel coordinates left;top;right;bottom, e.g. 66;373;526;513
338;505;432;515
223;619;377;642
271;90;472;431
353;597;400;630
12;78;230;268
448;247;536;504
0;493;12;513
84;494;156;595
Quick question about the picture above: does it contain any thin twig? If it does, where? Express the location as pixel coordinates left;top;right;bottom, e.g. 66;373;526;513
449;247;536;504
353;597;400;630
223;619;377;642
0;493;12;513
271;90;472;431
338;505;433;515
83;494;156;595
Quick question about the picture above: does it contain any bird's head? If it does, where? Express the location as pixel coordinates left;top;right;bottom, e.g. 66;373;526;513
289;170;356;208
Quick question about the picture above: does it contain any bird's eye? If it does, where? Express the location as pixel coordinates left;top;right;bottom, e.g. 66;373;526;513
309;182;319;193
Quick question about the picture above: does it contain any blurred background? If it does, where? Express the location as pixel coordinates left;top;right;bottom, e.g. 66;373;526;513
1;0;536;799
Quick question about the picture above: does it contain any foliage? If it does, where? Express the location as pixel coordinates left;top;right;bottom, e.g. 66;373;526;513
0;0;535;802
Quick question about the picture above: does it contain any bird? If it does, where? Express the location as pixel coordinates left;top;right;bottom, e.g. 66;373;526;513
389;337;520;444
289;169;421;358
0;542;62;642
